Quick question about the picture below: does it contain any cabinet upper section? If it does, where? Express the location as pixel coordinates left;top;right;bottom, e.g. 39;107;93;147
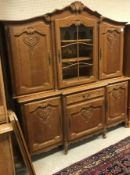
2;1;126;96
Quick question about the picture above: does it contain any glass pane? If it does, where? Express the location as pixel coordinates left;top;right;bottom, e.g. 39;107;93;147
79;44;93;58
60;23;94;81
78;25;93;40
60;24;77;40
62;62;78;79
61;43;77;59
78;24;94;78
79;61;93;77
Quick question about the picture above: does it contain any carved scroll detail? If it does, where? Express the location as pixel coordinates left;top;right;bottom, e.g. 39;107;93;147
81;107;93;123
70;1;85;13
31;104;56;123
108;84;126;99
15;27;45;47
73;105;93;123
103;30;120;49
23;35;40;47
112;90;121;99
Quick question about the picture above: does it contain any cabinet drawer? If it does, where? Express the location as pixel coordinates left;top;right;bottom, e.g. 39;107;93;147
66;88;104;105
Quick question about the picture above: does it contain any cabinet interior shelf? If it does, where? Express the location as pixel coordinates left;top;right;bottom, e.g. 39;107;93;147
62;57;92;63
61;39;93;47
63;62;93;69
61;39;92;43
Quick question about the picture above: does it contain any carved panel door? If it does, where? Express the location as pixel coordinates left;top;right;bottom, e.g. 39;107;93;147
55;15;98;88
6;20;53;96
106;81;128;126
66;97;105;141
99;22;124;79
22;97;63;153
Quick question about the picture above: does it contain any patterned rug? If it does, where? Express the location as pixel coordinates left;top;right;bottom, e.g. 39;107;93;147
54;136;130;175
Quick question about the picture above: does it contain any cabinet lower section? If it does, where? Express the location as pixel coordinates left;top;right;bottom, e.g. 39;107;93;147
18;79;128;154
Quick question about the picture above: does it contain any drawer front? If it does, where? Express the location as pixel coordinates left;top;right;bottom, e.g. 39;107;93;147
66;88;104;105
22;97;63;153
67;97;105;141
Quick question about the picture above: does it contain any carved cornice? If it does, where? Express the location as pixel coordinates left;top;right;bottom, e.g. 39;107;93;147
44;15;51;23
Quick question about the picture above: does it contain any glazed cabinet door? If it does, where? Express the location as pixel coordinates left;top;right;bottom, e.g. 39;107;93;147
22;97;63;153
106;81;128;126
99;22;124;79
6;20;53;96
66;97;105;141
55;15;98;88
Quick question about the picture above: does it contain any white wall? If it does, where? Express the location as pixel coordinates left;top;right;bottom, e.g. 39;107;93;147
0;0;130;23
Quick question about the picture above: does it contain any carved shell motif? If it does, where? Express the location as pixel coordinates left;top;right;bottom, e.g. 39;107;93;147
70;1;85;13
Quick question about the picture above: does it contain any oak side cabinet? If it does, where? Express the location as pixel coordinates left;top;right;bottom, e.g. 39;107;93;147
0;58;15;174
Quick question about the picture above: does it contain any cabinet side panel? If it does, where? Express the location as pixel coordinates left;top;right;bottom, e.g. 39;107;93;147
0;134;15;175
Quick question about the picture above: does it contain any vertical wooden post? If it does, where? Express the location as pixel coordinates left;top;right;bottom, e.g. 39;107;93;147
124;25;130;127
0;56;15;174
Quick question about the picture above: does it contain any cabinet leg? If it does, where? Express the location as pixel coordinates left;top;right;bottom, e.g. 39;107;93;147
64;142;69;154
102;128;106;139
128;121;130;128
125;119;128;128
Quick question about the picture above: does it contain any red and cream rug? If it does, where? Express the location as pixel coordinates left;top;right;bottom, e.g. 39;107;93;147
54;136;130;175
